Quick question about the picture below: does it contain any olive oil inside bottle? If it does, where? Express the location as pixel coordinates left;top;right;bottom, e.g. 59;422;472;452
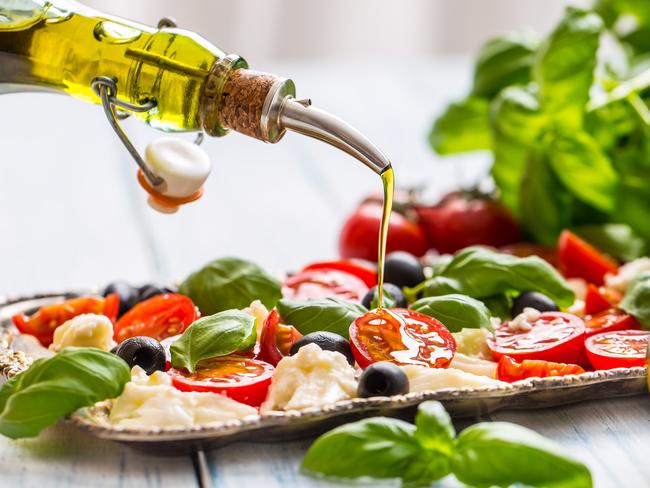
376;165;394;308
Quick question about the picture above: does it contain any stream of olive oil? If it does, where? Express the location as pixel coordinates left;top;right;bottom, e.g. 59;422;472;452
376;165;394;308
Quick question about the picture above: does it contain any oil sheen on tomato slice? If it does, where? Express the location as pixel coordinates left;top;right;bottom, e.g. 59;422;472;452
583;308;638;337
585;330;649;370
487;312;586;364
349;308;456;368
169;356;274;407
282;269;369;302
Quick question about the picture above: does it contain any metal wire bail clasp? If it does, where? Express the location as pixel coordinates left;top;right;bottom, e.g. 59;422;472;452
91;76;164;188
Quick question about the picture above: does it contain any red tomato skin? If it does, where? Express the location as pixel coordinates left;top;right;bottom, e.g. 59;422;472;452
415;196;521;254
282;269;369;302
497;356;585;382
338;203;428;261
584;284;614;315
169;358;274;407
557;231;618;286
585;330;649;370
302;260;377;288
584;308;639;337
488;312;586;364
257;309;302;366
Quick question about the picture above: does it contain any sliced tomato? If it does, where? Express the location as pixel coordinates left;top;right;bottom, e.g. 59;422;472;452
257;309;302;366
349;308;456;369
558;230;618;286
584;284;613;315
302;260;377;288
584;308;639;337
282;269;369;302
585;330;649;370
497;355;585;382
169;356;274;407
114;293;198;343
12;294;119;347
487;312;586;364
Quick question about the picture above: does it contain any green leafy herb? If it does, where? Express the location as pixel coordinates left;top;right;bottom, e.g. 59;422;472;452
410;294;493;332
428;96;491;154
575;223;647;261
620;272;650;328
179;257;282;315
370;288;397;309
0;348;130;439
170;310;256;373
276;297;366;338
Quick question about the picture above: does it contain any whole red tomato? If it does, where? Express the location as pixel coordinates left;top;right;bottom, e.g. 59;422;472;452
415;192;521;254
338;203;428;261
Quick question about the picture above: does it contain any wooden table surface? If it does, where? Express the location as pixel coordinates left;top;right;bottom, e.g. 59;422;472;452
0;59;648;487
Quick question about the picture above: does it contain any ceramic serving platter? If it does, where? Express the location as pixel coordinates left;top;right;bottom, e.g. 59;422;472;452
1;292;647;456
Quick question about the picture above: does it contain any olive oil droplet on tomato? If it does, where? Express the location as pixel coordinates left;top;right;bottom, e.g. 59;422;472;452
376;165;394;308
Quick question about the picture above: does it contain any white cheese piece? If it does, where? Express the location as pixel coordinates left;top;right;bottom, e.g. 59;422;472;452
452;328;492;360
242;299;269;342
402;365;509;392
109;366;257;429
449;353;497;378
261;343;357;413
49;313;116;353
145;137;211;199
507;307;541;333
567;278;588;301
605;257;650;293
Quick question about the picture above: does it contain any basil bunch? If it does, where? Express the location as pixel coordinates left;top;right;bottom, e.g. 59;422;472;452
430;3;650;248
0;348;130;439
302;401;592;487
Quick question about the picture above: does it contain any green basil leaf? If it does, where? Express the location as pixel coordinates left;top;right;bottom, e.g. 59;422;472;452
472;31;540;98
481;294;513;321
0;348;130;439
620;273;650;328
547;131;618;213
452;422;593;488
301;417;447;486
170;310;256;373
534;7;604;129
429;96;491;154
421;246;574;307
276;297;366;338
575;223;646;262
413;401;455;456
179;257;282;315
410;294;493;332
370;288;397;309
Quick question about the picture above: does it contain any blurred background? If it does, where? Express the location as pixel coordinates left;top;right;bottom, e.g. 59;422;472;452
0;0;579;294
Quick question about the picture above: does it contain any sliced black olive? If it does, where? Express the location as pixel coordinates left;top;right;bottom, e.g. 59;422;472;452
103;281;140;318
384;252;425;288
113;336;166;374
358;361;409;398
290;331;355;366
361;283;407;309
511;291;559;317
138;283;177;302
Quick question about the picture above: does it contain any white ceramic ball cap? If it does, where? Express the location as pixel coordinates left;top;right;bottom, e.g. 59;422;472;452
144;137;211;199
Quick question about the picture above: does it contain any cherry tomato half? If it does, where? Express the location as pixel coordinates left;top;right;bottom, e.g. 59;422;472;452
349;308;456;369
282;269;369;302
558;230;618;286
12;294;119;347
584;308;639;337
585;330;649;370
114;293;198;343
302;260;377;288
496;355;585;382
169;356;274;407
257;309;303;366
487;312;586;364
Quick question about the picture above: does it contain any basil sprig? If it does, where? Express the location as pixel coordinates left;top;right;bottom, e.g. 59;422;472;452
302;401;592;488
276;297;367;338
170;310;256;373
620;273;650;328
0;348;130;439
411;294;493;332
179;257;282;315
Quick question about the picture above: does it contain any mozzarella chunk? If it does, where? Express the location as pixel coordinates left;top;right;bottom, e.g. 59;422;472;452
109;366;257;429
449;353;497;378
402;365;509;392
261;343;357;413
49;313;116;353
242;299;269;342
507;307;541;332
605;258;650;293
452;328;492;360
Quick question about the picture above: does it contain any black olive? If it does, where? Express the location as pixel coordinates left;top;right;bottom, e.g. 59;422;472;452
384;252;425;288
103;281;140;318
358;361;409;398
511;291;559;317
113;336;166;374
138;283;177;302
361;283;407;309
290;331;355;366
